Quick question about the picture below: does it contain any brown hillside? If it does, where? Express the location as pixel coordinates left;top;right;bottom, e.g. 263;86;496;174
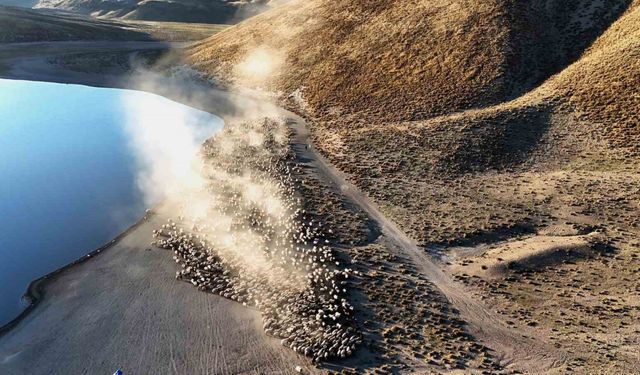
188;0;630;123
187;3;640;372
305;0;640;244
545;2;640;158
186;0;639;250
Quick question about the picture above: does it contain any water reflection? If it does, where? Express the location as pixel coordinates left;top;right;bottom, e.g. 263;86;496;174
0;79;222;325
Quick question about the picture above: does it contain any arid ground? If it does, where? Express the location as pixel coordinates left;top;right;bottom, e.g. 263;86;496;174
186;0;639;372
0;214;319;375
0;1;639;374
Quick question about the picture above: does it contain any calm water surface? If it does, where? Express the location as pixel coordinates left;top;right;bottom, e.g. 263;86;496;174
0;79;222;325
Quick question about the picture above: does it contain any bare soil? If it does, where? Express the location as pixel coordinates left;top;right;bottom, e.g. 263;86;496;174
0;213;316;375
185;0;640;373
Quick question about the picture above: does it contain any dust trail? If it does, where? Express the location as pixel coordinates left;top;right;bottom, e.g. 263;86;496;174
120;56;361;361
122;88;220;207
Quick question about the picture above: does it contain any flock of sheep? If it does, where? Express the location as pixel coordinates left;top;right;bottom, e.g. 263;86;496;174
152;118;361;362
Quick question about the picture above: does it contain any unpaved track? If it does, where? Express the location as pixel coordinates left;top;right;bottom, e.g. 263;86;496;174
0;41;565;373
284;114;567;373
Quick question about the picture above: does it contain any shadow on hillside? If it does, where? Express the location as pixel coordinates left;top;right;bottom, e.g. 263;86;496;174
0;6;156;43
435;221;536;248
504;0;633;101
439;104;553;175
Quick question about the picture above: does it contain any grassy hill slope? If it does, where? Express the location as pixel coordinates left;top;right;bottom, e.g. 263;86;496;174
186;1;640;372
188;0;630;122
545;1;640;157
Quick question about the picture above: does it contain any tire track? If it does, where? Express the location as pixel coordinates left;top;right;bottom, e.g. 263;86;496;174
284;113;568;373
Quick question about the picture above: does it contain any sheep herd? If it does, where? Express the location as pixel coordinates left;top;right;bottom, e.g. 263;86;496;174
151;118;361;363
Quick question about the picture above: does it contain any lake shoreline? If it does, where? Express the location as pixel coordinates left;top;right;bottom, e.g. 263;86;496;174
0;41;224;338
0;75;223;327
0;54;203;329
0;40;265;124
0;212;152;336
0;43;315;375
0;60;199;329
0;44;219;330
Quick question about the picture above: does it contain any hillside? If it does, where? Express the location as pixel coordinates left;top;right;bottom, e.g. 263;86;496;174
188;0;631;122
0;6;227;42
187;0;639;237
0;6;150;42
34;0;277;24
186;0;640;372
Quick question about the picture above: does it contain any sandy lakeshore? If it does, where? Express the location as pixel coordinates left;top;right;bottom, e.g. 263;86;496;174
0;214;315;374
2;23;637;372
0;42;319;374
0;41;553;374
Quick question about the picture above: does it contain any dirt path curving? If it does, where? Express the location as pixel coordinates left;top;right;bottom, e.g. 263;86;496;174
0;40;566;373
283;114;568;373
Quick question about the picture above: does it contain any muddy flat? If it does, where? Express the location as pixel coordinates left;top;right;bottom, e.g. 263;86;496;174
0;215;312;375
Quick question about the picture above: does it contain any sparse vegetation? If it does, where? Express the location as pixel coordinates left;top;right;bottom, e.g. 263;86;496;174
186;0;640;372
0;0;637;372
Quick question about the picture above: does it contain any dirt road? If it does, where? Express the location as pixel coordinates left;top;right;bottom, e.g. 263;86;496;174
284;114;567;373
0;41;565;373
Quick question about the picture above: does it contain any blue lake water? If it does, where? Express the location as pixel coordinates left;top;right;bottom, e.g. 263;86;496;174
0;79;223;326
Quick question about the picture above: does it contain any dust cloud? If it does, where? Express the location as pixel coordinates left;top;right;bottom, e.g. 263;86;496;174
119;37;360;361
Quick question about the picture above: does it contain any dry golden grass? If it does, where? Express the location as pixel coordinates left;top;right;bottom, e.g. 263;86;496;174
545;2;640;158
186;1;640;372
293;144;501;373
188;0;631;121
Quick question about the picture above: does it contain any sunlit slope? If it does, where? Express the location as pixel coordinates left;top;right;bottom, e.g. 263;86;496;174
544;1;640;157
186;0;639;253
409;0;640;170
187;0;631;123
336;0;640;177
185;4;638;373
